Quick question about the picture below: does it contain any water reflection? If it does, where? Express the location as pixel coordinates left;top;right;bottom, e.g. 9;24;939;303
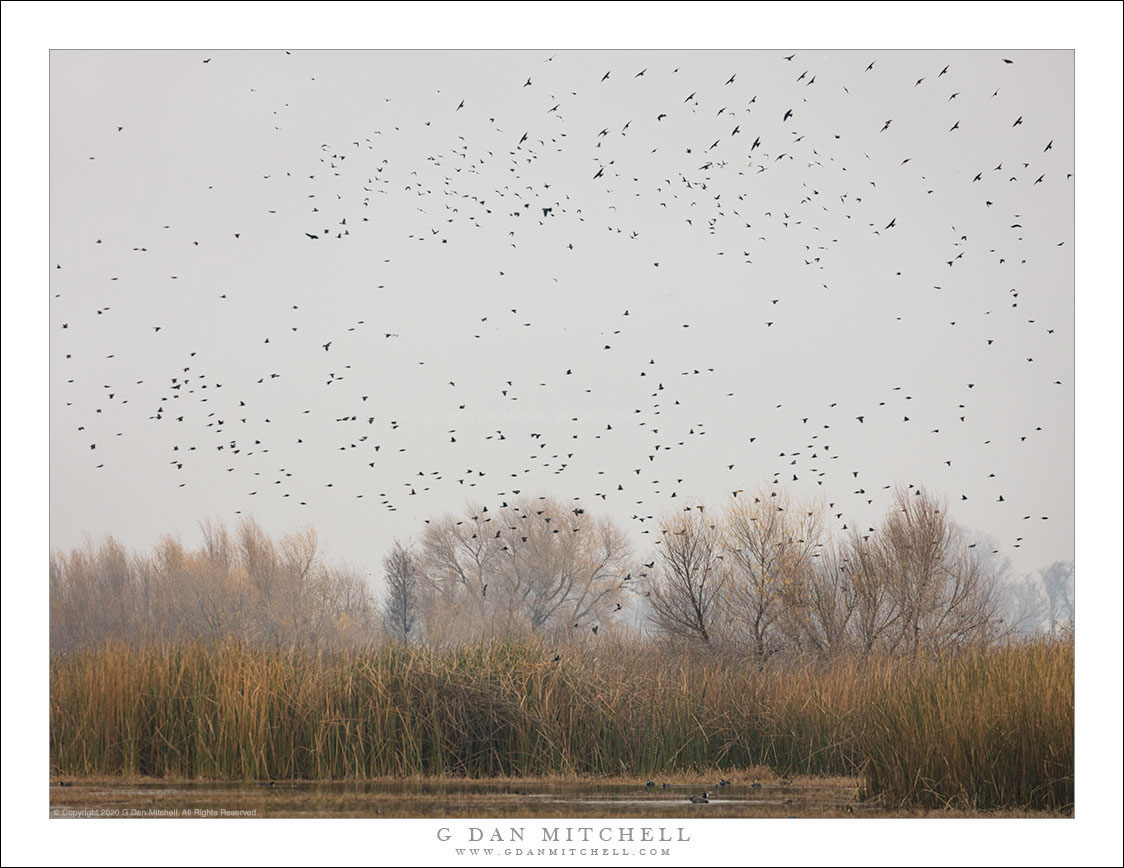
50;778;867;818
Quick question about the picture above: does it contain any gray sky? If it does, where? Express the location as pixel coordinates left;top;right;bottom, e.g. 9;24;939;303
49;48;1076;579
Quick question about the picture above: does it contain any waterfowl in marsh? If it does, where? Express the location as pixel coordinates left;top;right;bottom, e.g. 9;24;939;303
750;781;762;790
688;792;710;804
645;780;656;788
718;778;732;787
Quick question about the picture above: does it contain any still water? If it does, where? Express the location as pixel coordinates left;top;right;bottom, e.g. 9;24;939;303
50;777;868;818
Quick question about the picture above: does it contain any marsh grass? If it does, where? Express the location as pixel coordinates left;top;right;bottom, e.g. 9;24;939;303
50;637;1072;810
858;640;1073;810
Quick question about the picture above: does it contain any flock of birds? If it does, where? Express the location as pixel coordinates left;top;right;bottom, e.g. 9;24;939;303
52;50;1072;578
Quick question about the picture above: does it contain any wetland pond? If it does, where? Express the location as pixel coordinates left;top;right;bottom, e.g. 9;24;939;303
50;776;873;819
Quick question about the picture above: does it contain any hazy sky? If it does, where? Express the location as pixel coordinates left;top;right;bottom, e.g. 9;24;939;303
48;47;1076;579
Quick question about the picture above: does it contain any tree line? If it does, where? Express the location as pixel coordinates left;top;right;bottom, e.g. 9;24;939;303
49;487;1073;656
385;486;1072;658
49;520;377;652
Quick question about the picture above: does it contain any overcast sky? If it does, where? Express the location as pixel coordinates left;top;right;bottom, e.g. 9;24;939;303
5;4;1123;866
46;47;1079;579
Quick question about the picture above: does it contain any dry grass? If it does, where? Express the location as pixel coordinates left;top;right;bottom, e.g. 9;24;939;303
50;636;1072;810
857;640;1073;810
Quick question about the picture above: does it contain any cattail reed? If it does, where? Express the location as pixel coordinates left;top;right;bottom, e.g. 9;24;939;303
50;636;1072;810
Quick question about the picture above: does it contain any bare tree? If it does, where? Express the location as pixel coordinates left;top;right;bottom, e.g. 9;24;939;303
721;492;825;659
1040;560;1075;636
997;573;1048;635
960;530;1046;637
647;506;726;644
49;519;380;651
876;486;1002;653
793;542;857;658
416;497;631;640
493;498;631;637
844;528;900;655
416;508;500;641
382;540;420;645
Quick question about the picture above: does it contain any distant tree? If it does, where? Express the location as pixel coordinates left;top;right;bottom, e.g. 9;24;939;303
50;519;379;651
382;540;420;645
956;527;1044;637
1040;560;1075;636
998;572;1048;636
